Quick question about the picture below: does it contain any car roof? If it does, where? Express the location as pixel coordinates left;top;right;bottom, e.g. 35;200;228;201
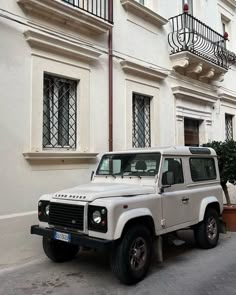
103;146;217;156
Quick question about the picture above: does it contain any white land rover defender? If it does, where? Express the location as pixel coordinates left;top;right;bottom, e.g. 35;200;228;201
31;146;223;284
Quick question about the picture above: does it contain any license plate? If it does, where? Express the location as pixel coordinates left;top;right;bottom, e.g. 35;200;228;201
54;231;71;243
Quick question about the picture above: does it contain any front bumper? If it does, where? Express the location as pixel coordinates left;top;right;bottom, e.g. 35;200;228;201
31;225;113;249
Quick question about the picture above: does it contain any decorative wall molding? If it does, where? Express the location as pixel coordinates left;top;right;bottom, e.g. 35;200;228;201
120;60;168;81
220;0;236;8
24;30;102;62
172;86;218;103
218;92;236;104
18;0;112;34
120;0;168;26
176;105;212;122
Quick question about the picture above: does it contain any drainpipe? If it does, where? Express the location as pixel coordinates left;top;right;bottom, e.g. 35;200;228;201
108;0;113;151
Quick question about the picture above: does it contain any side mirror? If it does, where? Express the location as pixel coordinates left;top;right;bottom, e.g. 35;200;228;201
90;171;95;181
161;171;174;186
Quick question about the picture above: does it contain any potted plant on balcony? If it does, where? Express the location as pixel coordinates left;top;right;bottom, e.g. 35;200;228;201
203;140;236;231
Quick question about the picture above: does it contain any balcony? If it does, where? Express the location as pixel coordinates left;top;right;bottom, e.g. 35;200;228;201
61;0;113;23
18;0;113;34
168;12;236;82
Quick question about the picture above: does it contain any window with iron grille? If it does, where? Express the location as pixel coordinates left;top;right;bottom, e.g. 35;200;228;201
132;93;151;148
43;74;77;149
225;114;234;141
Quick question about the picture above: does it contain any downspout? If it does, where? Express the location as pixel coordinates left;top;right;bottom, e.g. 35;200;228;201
108;0;113;151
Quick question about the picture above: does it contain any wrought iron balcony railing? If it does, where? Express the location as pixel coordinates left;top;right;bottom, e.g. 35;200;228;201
168;13;236;70
62;0;113;23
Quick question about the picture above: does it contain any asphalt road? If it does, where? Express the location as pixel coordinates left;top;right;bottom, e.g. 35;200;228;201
1;232;236;295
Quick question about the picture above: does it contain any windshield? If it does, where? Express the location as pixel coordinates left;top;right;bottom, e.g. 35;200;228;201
96;153;161;177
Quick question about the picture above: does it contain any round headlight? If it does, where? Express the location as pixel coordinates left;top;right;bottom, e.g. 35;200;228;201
92;210;102;224
45;204;50;216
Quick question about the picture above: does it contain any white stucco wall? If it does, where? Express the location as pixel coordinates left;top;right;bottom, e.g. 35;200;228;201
1;0;236;217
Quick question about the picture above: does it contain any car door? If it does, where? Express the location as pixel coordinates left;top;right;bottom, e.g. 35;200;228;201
160;157;193;229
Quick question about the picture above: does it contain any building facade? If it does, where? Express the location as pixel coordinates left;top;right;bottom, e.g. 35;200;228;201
1;0;236;219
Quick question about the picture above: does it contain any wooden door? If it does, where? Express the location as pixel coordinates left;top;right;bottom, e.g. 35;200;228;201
184;118;199;146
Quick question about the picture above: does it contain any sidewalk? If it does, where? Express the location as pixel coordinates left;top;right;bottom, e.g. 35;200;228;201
0;214;44;269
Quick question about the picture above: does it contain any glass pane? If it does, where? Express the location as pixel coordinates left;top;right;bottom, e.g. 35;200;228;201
190;158;216;181
43;74;77;149
97;153;161;177
225;114;233;141
162;158;184;185
132;94;151;148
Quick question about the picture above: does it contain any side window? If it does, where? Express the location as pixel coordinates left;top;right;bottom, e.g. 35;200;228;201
190;158;216;181
162;158;184;185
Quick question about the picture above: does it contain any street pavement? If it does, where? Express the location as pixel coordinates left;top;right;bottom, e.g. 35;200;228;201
0;231;236;295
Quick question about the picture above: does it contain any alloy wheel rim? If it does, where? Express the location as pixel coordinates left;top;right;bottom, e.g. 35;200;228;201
129;237;147;271
207;217;217;240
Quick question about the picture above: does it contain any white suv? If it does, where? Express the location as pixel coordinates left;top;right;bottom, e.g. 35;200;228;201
31;146;223;284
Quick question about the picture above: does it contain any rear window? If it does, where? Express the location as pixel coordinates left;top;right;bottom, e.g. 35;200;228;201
190;158;216;182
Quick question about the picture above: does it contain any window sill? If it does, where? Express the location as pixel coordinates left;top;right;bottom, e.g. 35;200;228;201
23;152;98;161
120;0;168;27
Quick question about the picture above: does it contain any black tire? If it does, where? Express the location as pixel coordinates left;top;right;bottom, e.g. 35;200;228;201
110;225;152;285
42;237;79;262
194;208;220;249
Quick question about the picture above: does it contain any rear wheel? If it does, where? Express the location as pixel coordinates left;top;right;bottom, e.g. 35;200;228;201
110;225;152;285
42;237;79;262
194;208;220;249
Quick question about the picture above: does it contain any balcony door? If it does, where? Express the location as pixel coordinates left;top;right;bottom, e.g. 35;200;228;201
184;118;199;146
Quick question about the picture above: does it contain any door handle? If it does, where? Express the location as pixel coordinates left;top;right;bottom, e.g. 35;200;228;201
182;197;189;203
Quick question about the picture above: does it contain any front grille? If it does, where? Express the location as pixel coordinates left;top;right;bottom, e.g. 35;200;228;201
49;202;84;231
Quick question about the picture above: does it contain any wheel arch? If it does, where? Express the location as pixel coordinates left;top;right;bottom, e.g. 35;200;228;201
113;209;155;240
199;197;221;222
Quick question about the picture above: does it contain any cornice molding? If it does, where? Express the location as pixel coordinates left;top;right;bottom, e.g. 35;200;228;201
220;0;236;8
120;60;168;81
172;86;218;103
120;0;168;26
18;0;112;34
218;92;236;104
24;30;102;62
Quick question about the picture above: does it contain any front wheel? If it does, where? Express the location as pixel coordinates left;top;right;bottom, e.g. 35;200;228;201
110;225;152;285
194;208;220;249
43;237;79;262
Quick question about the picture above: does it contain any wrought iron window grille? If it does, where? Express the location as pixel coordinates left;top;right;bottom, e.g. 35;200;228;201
43;74;77;149
168;12;236;70
132;94;151;148
61;0;113;23
225;114;234;141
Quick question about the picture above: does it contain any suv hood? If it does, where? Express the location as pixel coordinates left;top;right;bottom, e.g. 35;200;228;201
53;183;155;202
